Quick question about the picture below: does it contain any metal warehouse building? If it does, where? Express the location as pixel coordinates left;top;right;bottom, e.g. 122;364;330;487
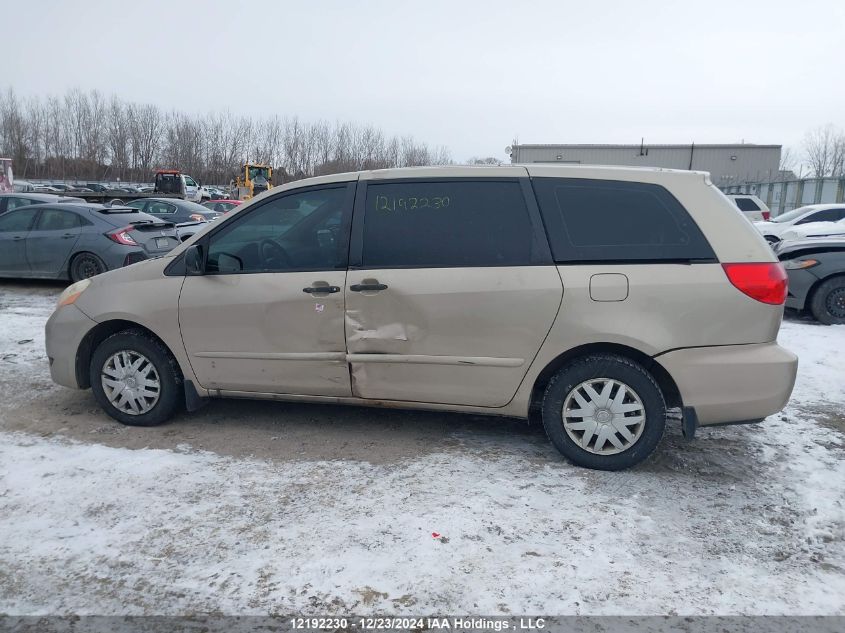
509;143;782;187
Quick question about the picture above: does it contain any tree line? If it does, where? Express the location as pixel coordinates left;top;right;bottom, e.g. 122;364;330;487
0;87;453;185
799;124;845;179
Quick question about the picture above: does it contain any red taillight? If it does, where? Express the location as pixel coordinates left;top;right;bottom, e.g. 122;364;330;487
722;262;787;305
106;226;137;246
762;211;771;221
189;214;207;222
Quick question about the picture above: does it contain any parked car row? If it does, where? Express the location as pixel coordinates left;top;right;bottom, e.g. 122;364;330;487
13;180;234;200
0;197;180;281
0;193;227;279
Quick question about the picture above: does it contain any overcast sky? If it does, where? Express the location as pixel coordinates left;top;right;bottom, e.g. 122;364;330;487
6;0;844;162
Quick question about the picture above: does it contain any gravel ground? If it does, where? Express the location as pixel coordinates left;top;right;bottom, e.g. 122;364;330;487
0;279;843;616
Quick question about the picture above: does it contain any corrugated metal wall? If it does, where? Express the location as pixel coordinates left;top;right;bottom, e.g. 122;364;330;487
510;144;781;188
723;178;845;216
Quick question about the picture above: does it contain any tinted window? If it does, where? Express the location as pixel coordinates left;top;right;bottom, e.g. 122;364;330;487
36;209;81;230
798;208;845;224
206;186;349;274
362;181;534;268
734;197;761;211
0;208;38;232
125;200;147;210
533;178;715;262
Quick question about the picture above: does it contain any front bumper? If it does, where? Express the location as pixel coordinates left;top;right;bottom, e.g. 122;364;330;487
656;342;798;426
785;267;820;311
45;303;98;389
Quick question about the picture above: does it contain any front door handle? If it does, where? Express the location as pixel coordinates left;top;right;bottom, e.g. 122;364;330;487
302;285;340;294
349;283;388;292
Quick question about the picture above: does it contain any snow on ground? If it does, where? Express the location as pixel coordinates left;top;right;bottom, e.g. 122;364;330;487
0;283;843;615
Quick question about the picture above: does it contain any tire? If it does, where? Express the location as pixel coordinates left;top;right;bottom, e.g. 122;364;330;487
70;252;107;281
809;276;845;325
541;354;666;471
90;329;183;426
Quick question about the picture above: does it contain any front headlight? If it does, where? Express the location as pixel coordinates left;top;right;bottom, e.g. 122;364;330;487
783;258;819;270
57;279;91;308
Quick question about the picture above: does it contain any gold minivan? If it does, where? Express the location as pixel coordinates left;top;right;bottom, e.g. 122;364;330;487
45;165;798;470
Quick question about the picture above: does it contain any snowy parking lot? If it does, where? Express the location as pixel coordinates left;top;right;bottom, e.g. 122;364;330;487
0;280;843;616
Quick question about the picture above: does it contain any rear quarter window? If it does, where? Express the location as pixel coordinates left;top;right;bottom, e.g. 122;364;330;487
734;197;761;211
532;178;715;262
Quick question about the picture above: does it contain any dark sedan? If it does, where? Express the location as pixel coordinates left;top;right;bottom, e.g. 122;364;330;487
124;197;221;223
777;237;845;324
0;203;181;281
0;192;86;214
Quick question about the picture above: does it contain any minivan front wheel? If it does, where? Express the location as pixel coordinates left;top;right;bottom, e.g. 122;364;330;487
541;354;666;470
90;329;182;426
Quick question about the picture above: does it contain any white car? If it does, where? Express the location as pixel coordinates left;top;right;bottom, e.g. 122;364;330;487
780;217;845;242
726;194;770;222
754;204;845;243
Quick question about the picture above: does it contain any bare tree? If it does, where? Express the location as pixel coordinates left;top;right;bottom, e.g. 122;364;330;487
803;124;845;178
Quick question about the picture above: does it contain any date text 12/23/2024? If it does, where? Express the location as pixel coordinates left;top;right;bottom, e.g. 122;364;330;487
290;617;547;631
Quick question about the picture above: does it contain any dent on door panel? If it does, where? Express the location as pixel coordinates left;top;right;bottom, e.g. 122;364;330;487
345;266;563;407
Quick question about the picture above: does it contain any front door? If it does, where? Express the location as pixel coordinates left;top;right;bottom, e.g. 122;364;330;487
26;207;83;275
345;177;563;407
179;182;355;395
0;208;40;275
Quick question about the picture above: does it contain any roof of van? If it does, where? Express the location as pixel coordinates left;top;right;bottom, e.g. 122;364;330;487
264;164;712;196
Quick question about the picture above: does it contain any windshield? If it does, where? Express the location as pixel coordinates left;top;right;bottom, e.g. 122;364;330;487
772;207;815;223
247;166;270;182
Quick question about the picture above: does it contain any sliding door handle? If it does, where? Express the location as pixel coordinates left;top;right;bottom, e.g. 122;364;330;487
349;283;388;292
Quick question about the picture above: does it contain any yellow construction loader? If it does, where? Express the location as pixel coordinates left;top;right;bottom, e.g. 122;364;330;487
233;163;273;200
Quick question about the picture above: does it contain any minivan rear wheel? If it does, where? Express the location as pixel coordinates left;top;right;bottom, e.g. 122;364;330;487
809;276;845;325
90;329;182;426
541;354;666;470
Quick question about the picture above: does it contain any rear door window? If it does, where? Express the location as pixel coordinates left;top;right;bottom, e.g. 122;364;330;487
532;178;715;262
360;180;537;268
35;209;83;230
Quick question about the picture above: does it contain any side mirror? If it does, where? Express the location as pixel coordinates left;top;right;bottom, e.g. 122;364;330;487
185;244;204;276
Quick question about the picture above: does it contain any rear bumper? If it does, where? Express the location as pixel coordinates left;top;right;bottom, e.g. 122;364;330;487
656;342;798;426
45;303;98;389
